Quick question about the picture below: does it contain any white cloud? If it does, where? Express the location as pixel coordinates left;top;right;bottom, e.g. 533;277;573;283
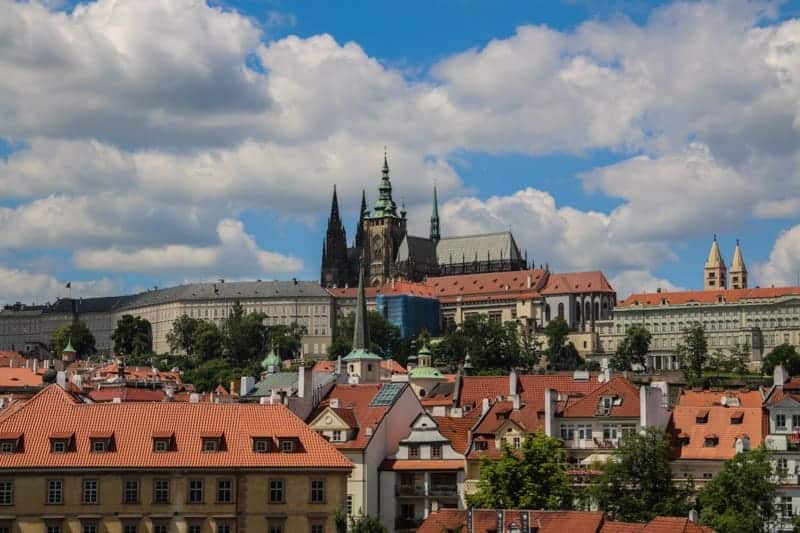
753;225;800;287
0;267;117;306
73;218;302;277
610;270;684;300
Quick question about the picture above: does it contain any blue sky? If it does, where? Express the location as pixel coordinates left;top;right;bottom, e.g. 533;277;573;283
1;0;800;304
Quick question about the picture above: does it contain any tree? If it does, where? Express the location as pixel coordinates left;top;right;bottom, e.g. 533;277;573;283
192;321;224;361
544;317;582;371
329;310;402;360
166;314;200;356
52;321;96;358
431;322;469;371
591;427;691;522
430;315;524;373
111;315;152;357
697;448;777;533
677;323;708;380
346;515;387;533
467;431;573;510
181;357;239;392
611;325;651;371
222;301;267;365
266;323;307;360
762;343;800;376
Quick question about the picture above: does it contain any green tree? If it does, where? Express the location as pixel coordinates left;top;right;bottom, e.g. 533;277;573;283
192;321;224;361
431;322;469;371
677;323;708;380
611;325;651;371
762;343;800;376
111;315;153;357
266;323;307;360
329;310;402;360
222;301;267;365
467;431;573;510
166;314;200;356
346;515;387;533
52;321;96;358
591;427;691;522
544;317;582;371
462;315;523;371
181;358;239;392
697;448;777;533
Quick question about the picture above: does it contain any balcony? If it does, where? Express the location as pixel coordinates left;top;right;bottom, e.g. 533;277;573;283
395;517;423;531
396;485;426;497
429;485;459;497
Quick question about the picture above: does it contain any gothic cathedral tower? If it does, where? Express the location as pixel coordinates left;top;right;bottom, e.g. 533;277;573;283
704;235;727;290
363;153;407;285
320;186;353;288
730;239;748;289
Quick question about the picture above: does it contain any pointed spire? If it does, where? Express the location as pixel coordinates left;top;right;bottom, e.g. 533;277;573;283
430;182;441;243
360;189;368;217
372;149;398;217
329;185;341;224
352;261;370;351
732;239;746;271
705;235;725;268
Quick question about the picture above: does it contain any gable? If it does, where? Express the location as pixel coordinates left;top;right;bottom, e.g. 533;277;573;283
769;396;800;410
411;412;438;430
309;407;354;430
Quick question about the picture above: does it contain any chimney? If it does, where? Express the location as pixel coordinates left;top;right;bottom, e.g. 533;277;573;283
365;427;373;437
32;359;38;373
269;389;280;405
164;386;174;399
240;376;256;397
336;355;342;375
508;368;518;397
481;397;490;416
330;398;340;409
25;359;29;369
774;364;790;388
512;394;521;411
297;366;305;399
527;273;532;289
8;359;13;368
189;393;200;403
112;397;122;404
544;388;557;437
688;510;699;524
259;397;270;405
56;371;67;389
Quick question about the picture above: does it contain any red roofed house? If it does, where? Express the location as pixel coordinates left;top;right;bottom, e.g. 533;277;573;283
0;384;352;532
417;509;716;533
597;238;800;370
307;382;424;523
378;412;472;531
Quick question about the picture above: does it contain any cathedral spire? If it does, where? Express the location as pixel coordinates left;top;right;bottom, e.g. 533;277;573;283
372;149;398;217
430;182;441;243
704;234;727;290
355;189;368;249
730;239;748;289
329;184;341;224
352;260;370;351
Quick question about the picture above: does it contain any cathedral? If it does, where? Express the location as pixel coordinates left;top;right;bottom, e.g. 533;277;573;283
321;154;527;287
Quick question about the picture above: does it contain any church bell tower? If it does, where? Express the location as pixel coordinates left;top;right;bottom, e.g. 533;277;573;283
363;152;407;285
704;235;727;290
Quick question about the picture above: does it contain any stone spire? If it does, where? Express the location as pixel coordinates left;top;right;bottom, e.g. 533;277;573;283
355;189;368;249
320;185;351;288
329;184;342;227
351;262;370;351
372;150;398;217
730;239;748;289
430;182;441;243
704;234;727;290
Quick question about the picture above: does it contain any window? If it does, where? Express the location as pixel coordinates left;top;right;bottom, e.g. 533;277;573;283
279;439;295;453
202;438;219;452
704;436;719;447
512;437;521;449
0;441;14;453
269;479;284;503
123;523;139;533
51;440;68;453
153;439;170;452
431;444;442;458
153;524;168;533
783;497;794;518
47;479;63;504
409;445;419;458
311;479;325;503
560;424;575;441
217;523;232;533
311;525;324;533
46;526;61;533
269;526;283;533
188;525;202;533
253;438;270;453
602;425;619;440
82;523;98;533
400;503;415;519
91;440;107;453
346;494;353;515
577;425;592;440
123;480;139;504
0;481;11;506
188;479;203;503
777;414;787;429
82;479;98;504
332;430;342;442
777;458;789;477
792;415;800;430
153;479;170;504
217;479;233;503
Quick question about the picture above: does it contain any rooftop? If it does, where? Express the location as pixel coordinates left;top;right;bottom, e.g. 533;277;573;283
618;286;800;308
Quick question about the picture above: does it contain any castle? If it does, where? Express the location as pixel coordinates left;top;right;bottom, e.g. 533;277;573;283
320;154;527;287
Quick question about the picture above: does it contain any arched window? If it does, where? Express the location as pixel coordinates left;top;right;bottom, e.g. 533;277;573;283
585;301;591;321
575;304;581;322
558;303;565;319
594;302;600;321
545;304;551;321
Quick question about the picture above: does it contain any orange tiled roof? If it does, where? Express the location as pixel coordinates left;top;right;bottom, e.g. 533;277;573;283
379;459;463;471
0;385;351;470
327;281;435;299
87;388;166;402
312;360;337;373
381;359;407;374
309;384;397;450
425;269;548;302
433;415;474;454
618;286;800;307
541;271;615;295
601;517;716;532
0;367;43;388
560;377;641;418
670;389;766;461
0;351;27;367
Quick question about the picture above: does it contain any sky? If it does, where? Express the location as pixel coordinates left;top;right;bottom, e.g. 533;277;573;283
2;0;800;305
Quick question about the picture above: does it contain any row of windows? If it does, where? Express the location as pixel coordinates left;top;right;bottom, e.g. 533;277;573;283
0;477;327;506
407;443;442;459
0;521;237;533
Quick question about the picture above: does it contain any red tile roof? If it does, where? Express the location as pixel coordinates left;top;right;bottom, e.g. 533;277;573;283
0;351;27;368
618;286;800;307
433;416;474;454
670;390;766;461
87;387;166;402
381;359;407;374
425;269;548;303
541;271;615;295
0;367;42;388
560;377;641;418
312;360;337;373
0;385;351;470
601;517;715;532
309;384;398;450
380;459;463;471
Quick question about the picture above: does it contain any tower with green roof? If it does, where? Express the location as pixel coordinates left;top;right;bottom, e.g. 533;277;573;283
408;344;445;398
342;262;382;384
261;345;281;375
61;336;77;363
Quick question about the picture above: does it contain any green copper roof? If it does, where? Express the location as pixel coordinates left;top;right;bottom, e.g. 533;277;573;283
409;366;444;379
371;153;399;218
248;372;299;396
342;348;383;361
63;337;76;353
261;347;280;369
418;345;432;357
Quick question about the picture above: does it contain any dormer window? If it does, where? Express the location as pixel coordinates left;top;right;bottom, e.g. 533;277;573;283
678;432;690;446
203;439;219;452
89;432;115;453
49;432;74;453
696;410;709;424
730;411;744;425
704;434;719;447
278;438;299;453
201;432;225;452
152;432;175;452
0;433;22;454
252;437;272;453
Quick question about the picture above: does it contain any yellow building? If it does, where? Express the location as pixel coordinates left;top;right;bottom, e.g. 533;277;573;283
0;385;352;533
